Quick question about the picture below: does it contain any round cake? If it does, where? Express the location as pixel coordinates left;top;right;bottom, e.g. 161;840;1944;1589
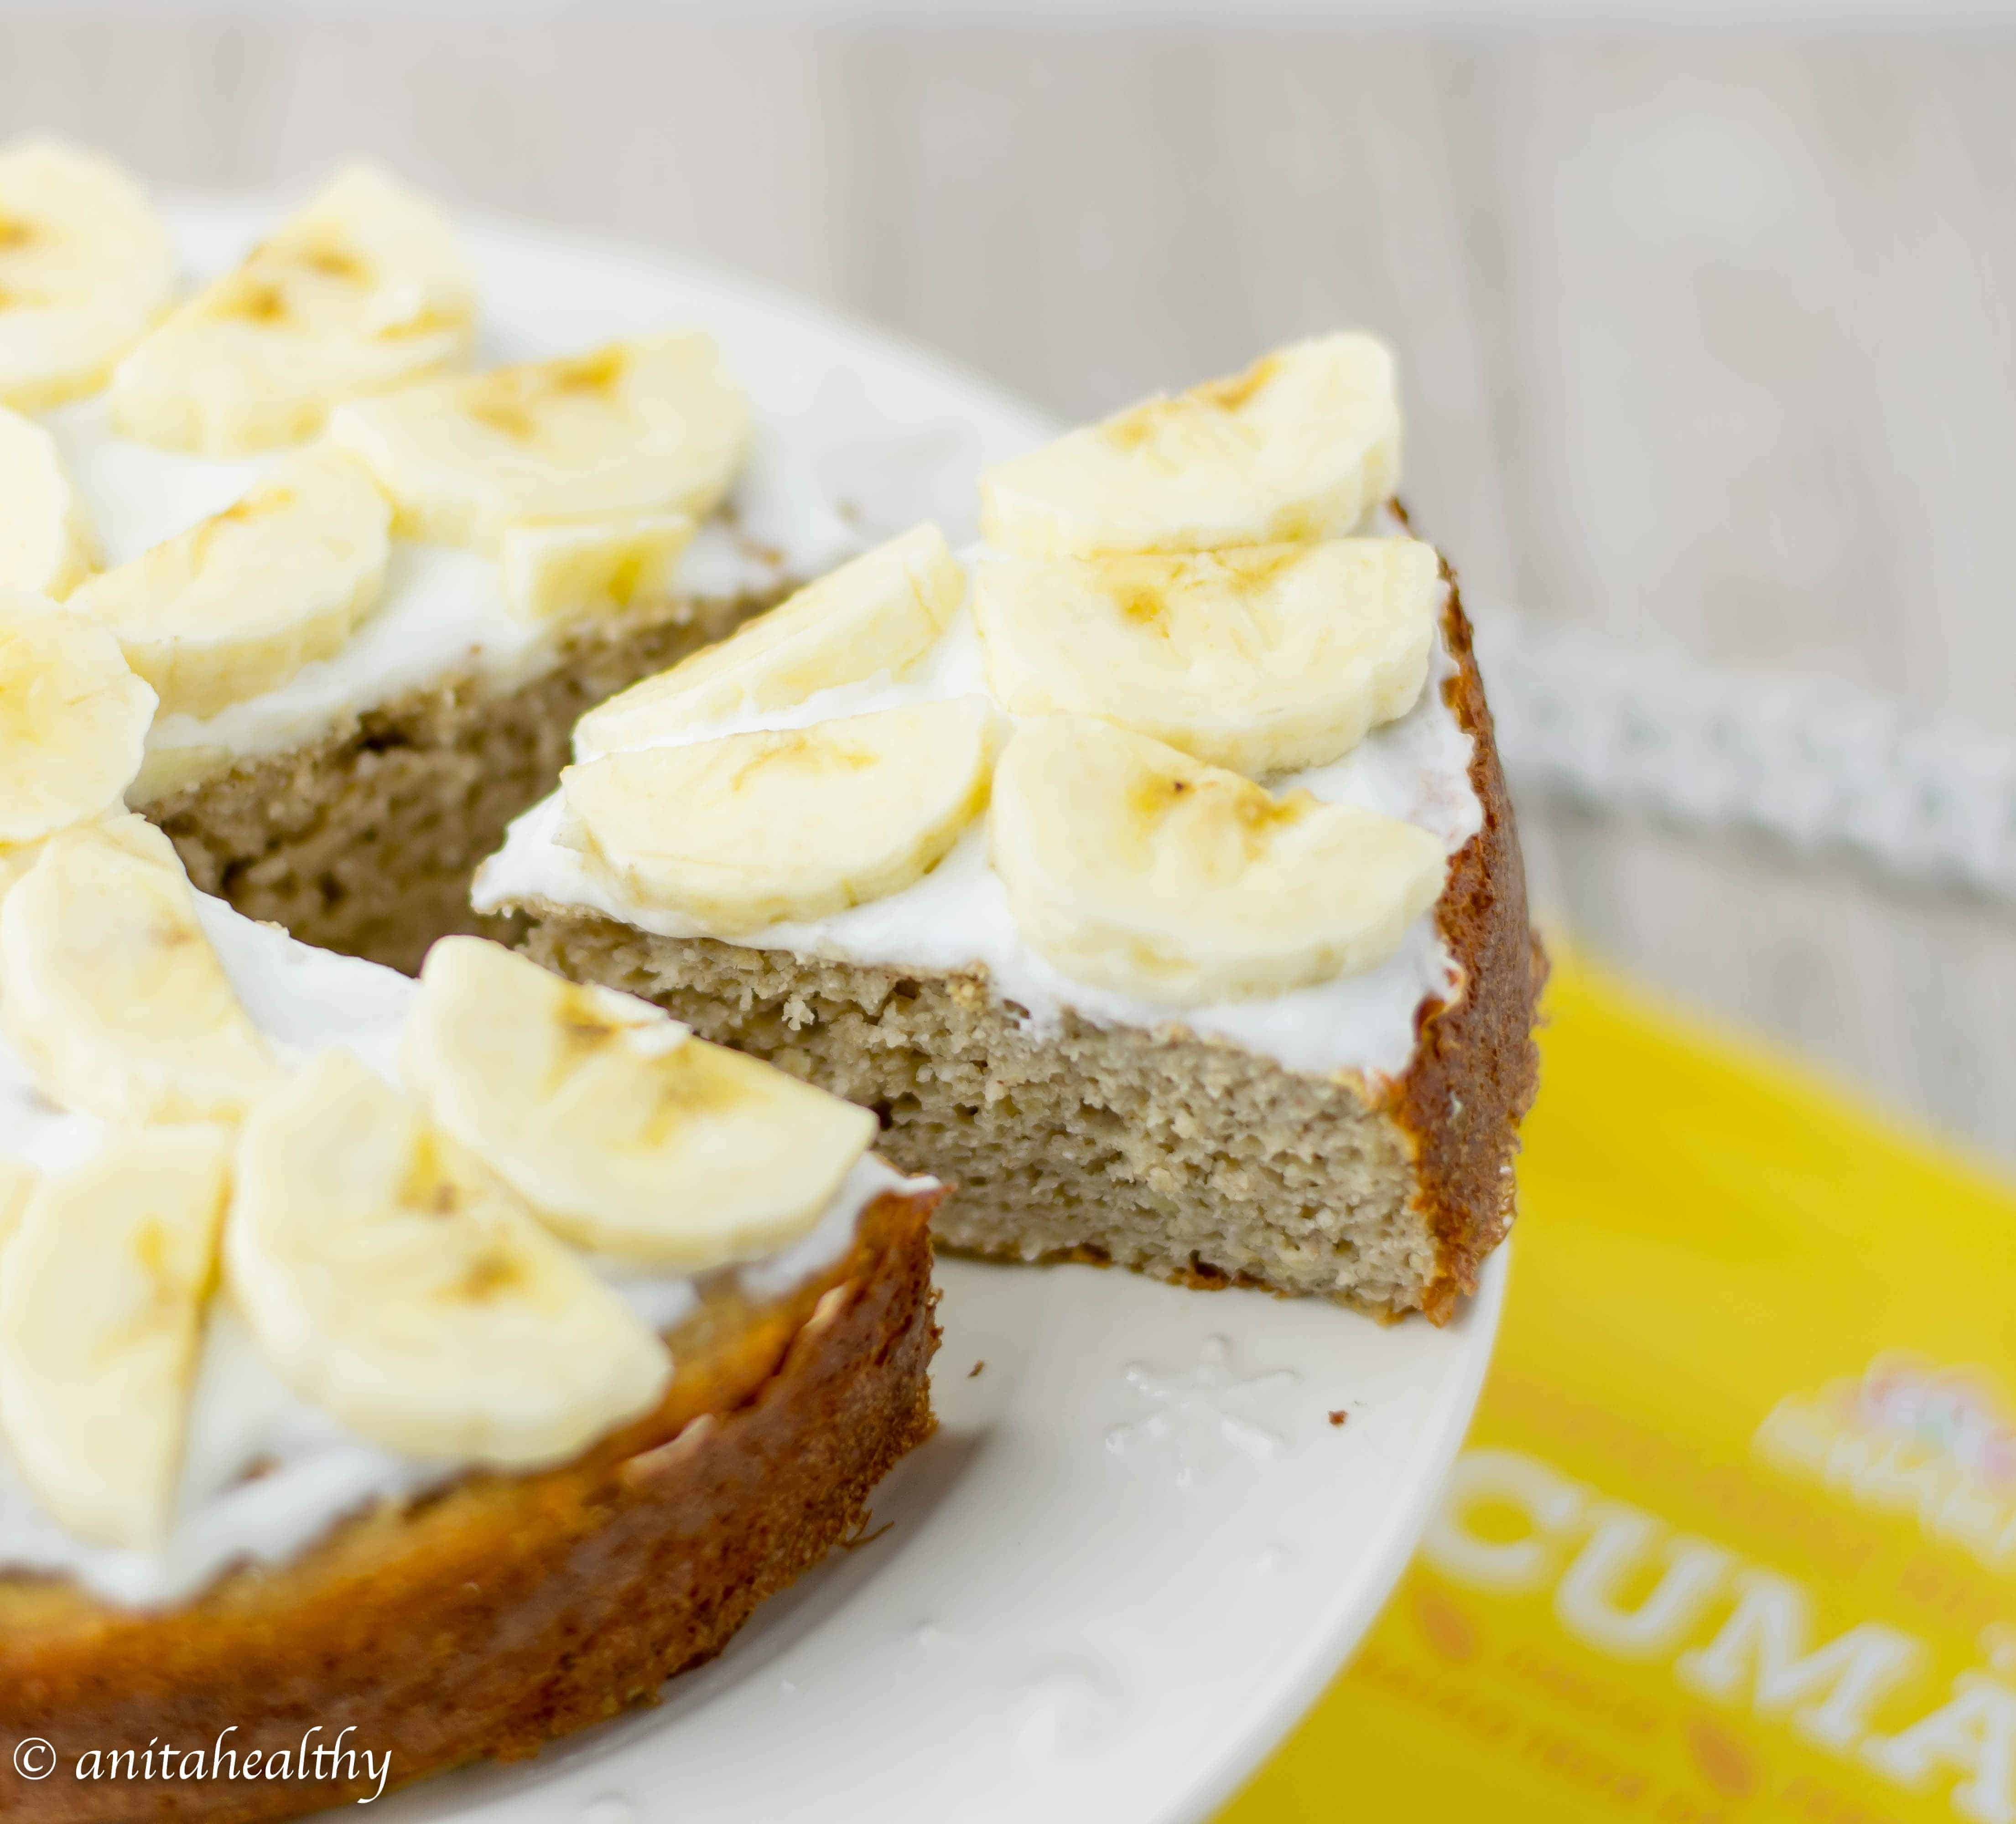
0;137;1539;1822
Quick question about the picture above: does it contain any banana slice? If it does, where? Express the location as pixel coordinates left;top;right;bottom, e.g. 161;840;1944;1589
228;1050;670;1469
329;334;749;549
0;840;47;908
0;814;276;1123
0;138;176;410
0;591;156;845
974;539;1440;776
980;334;1398;557
65;444;390;718
0;405;95;596
990;716;1447;1004
498;512;695;627
404;938;877;1268
0;1124;231;1548
560;698;997;932
573;523;963;761
110;163;476;456
0;1159;37;1252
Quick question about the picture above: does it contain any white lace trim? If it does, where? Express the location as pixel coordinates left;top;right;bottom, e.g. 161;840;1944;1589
1467;602;2016;903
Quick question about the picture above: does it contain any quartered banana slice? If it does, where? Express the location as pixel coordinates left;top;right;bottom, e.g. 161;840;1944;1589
0;591;156;845
990;716;1447;1005
0;405;96;597
974;539;1441;777
228;1050;671;1468
498;512;695;627
403;938;877;1268
572;523;963;761
0;815;276;1123
560;697;997;932
980;333;1399;557
0;138;177;411
0;1124;231;1549
330;333;750;549
110;163;477;456
65;444;390;718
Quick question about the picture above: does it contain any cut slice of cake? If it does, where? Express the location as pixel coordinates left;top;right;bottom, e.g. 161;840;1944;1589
0;827;935;1824
478;335;1544;1321
0;139;858;974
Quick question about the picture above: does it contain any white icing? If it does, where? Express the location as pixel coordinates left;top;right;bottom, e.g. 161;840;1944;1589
0;899;921;1610
475;544;1483;1085
40;395;866;786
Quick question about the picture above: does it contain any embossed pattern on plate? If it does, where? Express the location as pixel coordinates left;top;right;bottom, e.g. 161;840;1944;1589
370;1253;1500;1824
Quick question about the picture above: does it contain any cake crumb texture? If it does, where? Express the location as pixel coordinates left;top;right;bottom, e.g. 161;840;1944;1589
528;919;1438;1309
142;593;784;976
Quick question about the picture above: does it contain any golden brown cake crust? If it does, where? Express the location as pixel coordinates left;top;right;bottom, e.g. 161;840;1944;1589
1387;538;1547;1321
0;1187;940;1824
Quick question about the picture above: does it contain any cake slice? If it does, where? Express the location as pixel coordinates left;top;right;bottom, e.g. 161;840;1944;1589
478;336;1544;1321
0;139;856;974
0;828;936;1824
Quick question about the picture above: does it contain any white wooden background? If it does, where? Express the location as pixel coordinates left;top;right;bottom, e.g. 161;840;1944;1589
5;21;2012;1163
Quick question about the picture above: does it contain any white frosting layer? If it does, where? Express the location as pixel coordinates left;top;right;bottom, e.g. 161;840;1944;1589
475;543;1483;1085
0;900;918;1610
40;396;863;794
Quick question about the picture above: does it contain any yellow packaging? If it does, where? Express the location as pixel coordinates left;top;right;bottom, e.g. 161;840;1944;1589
1224;953;2016;1824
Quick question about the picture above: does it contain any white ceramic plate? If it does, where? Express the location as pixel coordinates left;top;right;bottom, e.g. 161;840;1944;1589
163;192;1505;1824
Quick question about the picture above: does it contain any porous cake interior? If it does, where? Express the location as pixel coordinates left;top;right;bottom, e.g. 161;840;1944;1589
143;595;779;975
526;918;1439;1313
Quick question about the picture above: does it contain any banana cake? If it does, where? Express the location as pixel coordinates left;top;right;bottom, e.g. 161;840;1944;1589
0;798;936;1824
0;138;860;974
478;337;1544;1321
0;132;1539;1824
0;140;951;1821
